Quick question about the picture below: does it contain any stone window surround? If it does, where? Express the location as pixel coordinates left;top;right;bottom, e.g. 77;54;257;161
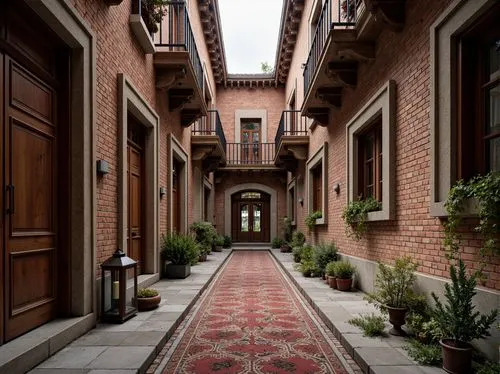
347;80;396;221
168;134;189;233
306;142;328;225
203;176;213;222
118;74;159;274
429;0;496;217
287;178;297;225
234;109;268;143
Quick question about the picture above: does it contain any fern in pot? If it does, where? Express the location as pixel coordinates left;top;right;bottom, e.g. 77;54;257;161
365;256;423;336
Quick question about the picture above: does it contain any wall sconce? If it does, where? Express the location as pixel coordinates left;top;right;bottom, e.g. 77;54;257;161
334;183;340;194
159;186;166;199
298;197;304;206
300;63;306;69
96;160;109;175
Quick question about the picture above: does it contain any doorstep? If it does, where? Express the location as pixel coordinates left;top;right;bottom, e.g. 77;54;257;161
28;250;232;374
270;249;446;374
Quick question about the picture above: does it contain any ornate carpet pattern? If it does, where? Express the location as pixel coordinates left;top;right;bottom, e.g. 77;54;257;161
163;251;351;373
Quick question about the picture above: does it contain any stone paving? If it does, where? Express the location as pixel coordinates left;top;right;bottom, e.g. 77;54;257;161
29;250;231;374
270;248;446;374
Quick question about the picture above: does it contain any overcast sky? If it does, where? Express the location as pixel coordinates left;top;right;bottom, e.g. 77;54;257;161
218;0;284;74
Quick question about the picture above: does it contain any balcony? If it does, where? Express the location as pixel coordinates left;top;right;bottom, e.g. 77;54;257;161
225;143;278;170
301;0;406;126
147;1;206;126
274;110;309;172
191;110;227;172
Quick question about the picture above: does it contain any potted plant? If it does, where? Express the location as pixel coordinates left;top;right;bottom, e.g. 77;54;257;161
141;0;171;34
325;261;338;289
334;261;356;291
341;197;381;240
190;221;217;262
432;259;498;374
161;233;199;279
280;217;293;252
365;256;423;336
271;237;284;249
313;242;339;279
137;288;161;311
290;231;306;248
292;245;303;263
222;235;232;249
213;235;224;252
305;211;322;233
294;245;318;277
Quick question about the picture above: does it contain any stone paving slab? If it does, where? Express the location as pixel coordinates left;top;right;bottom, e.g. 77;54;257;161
30;251;231;374
270;249;446;374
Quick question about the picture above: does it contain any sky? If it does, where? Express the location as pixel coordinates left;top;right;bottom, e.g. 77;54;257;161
218;0;284;74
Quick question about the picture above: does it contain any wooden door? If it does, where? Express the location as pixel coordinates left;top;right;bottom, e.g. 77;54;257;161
172;159;181;233
231;192;270;242
241;120;261;164
3;56;58;341
127;117;145;274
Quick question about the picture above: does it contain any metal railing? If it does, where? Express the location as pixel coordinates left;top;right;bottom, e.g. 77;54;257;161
275;110;308;150
192;110;227;152
226;143;276;166
142;1;204;91
303;0;358;96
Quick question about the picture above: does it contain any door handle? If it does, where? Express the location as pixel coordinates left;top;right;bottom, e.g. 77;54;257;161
6;185;14;215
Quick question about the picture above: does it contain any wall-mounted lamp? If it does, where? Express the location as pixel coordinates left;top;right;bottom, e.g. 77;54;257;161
300;63;306;69
96;160;109;175
298;197;304;206
159;186;166;199
334;183;340;195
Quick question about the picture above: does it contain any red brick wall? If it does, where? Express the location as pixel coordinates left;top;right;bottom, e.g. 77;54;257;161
285;0;500;289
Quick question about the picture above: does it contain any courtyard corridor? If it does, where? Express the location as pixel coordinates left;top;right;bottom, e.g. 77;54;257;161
150;251;360;373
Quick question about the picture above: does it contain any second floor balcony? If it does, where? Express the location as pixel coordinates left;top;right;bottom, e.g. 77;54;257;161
274;110;309;171
191;110;227;172
225;143;277;170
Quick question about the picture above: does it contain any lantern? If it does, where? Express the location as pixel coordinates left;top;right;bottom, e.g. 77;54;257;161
100;249;137;323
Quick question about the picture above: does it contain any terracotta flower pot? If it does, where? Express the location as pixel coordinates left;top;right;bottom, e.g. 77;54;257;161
386;306;408;336
336;278;352;291
327;276;337;289
137;294;161;311
199;253;207;262
440;339;472;374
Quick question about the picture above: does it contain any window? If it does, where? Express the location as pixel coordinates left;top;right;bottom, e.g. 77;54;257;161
347;81;395;221
456;8;500;179
357;117;383;202
241;192;261;199
306;142;328;224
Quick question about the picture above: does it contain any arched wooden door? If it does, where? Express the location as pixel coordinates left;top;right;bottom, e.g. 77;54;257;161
231;191;270;242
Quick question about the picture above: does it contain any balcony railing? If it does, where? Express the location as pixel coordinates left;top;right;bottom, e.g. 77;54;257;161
226;143;276;166
303;0;358;96
192;110;227;152
275;110;308;150
151;1;203;90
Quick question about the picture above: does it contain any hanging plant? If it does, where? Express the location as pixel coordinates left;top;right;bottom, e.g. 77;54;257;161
341;197;381;240
444;172;500;259
141;0;171;34
305;211;322;233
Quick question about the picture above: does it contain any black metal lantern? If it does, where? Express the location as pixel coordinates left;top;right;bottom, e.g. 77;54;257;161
101;249;137;323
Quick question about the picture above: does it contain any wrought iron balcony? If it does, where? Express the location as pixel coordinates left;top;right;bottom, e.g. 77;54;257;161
191;110;226;171
274;110;309;171
150;1;207;127
226;143;276;168
301;0;406;126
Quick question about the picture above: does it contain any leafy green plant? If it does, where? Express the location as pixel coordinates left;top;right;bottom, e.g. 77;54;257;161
365;256;423;312
299;245;315;262
222;235;232;248
290;231;306;248
141;0;171;34
313;242;338;275
190;221;217;256
444;172;500;258
403;340;442;366
431;259;498;345
161;233;200;266
294;245;318;277
292;245;304;263
271;237;284;249
475;361;500;374
137;288;159;298
305;211;322;232
341;197;381;240
406;313;445;344
282;217;293;243
215;235;224;247
334;261;356;279
325;261;337;277
348;314;386;337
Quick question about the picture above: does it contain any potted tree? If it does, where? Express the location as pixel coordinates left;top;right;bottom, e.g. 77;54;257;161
190;221;217;262
137;288;161;311
334;261;356;291
161;233;199;279
432;259;498;374
325;261;338;289
365;256;423;336
313;242;339;280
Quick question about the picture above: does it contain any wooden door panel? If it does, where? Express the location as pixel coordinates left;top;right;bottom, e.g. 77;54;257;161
127;144;143;271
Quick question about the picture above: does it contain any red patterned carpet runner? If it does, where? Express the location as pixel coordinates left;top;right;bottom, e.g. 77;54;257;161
163;251;350;373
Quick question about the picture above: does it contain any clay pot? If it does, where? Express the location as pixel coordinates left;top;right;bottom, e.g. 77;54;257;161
336;278;352;291
327;276;337;289
199;253;207;262
440;339;472;374
280;244;291;253
137;294;161;311
387;306;408;336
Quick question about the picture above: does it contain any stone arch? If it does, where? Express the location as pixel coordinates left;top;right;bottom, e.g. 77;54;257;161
224;183;277;241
